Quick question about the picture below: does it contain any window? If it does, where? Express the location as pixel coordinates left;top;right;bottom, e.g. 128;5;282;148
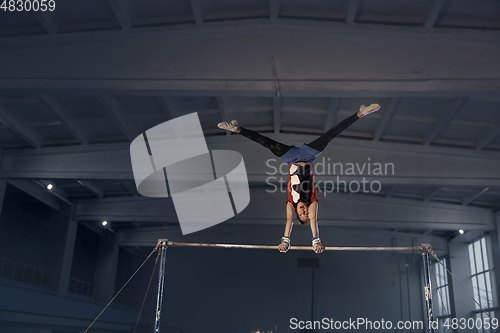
434;257;452;333
469;236;496;333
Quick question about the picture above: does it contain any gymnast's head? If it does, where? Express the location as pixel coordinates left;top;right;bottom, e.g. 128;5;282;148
296;202;310;225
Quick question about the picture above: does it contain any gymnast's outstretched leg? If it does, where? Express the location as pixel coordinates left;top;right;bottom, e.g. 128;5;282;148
217;103;379;156
306;103;380;152
217;120;292;157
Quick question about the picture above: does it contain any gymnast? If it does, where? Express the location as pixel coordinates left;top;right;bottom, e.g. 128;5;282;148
218;104;381;253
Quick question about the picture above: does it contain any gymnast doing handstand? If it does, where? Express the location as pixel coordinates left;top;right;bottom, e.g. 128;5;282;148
218;104;381;253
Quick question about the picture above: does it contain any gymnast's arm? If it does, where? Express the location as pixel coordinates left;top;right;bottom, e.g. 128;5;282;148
278;202;294;252
309;201;324;253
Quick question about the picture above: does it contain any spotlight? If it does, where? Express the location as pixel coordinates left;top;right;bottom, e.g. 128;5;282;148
459;229;464;234
102;221;108;226
47;183;53;190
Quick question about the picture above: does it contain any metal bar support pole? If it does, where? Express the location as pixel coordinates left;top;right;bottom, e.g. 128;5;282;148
154;239;168;333
422;250;435;333
311;267;315;323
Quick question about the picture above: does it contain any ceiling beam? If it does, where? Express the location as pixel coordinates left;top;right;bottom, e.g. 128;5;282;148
79;220;106;237
462;188;489;206
33;179;71;205
1;18;499;52
423;229;434;236
77;180;104;199
2;80;500;98
107;0;131;30
323;98;342;133
2;20;498;99
8;180;61;211
283;107;327;115
423;187;441;202
273;97;281;134
37;95;90;144
346;0;360;24
2;136;500;188
98;96;136;141
385;186;397;199
423;97;468;146
269;0;281;20
156;96;177;120
475;116;500;151
373;98;402;141
122;181;139;196
33;11;58;34
0;104;42;148
189;0;205;25
281;126;322;134
74;191;494;232
424;0;446;28
216;97;231;136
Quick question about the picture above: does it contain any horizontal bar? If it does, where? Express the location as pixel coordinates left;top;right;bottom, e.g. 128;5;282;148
166;241;424;252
